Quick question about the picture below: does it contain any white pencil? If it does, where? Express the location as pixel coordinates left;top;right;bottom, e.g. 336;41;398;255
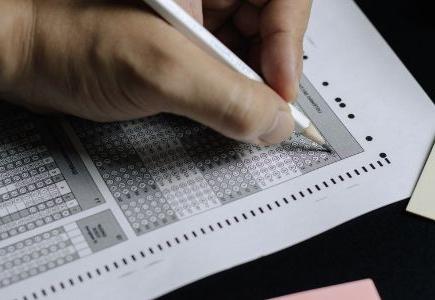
143;0;329;149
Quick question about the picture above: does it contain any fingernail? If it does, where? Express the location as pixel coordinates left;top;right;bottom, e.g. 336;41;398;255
258;111;294;145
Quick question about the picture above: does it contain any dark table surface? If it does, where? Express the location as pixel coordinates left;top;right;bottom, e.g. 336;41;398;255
160;1;435;300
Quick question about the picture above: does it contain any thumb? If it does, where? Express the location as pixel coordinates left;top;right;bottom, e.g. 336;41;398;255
164;44;295;145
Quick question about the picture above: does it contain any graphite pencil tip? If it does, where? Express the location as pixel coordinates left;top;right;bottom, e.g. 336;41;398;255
320;144;333;153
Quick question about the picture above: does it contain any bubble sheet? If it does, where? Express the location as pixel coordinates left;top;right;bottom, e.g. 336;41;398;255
174;119;261;204
74;121;178;234
0;108;81;241
122;117;220;219
0;226;79;288
0;210;125;289
71;114;342;234
237;143;302;188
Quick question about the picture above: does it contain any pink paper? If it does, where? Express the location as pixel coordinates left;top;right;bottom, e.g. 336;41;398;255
270;279;381;300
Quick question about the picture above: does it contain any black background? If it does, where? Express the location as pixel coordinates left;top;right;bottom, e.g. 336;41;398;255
160;1;435;299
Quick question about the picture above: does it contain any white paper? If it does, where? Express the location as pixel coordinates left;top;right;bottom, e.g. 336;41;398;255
406;143;435;219
1;1;434;299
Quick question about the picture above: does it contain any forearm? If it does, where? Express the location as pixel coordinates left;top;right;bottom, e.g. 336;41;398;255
0;0;34;95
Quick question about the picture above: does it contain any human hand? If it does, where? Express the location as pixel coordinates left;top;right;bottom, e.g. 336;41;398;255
0;0;311;145
187;0;312;103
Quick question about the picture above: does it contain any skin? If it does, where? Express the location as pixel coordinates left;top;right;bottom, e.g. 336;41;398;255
0;0;312;145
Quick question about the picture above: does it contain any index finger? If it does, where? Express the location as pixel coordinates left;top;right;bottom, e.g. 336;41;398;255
260;0;312;102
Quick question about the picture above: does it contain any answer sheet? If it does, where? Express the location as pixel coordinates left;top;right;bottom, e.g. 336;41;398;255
1;1;434;299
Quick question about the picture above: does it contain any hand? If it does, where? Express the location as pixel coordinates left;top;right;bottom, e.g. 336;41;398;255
194;0;312;102
0;0;312;145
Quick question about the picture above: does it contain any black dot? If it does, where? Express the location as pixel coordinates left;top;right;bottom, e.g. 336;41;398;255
303;55;308;60
366;136;373;141
379;153;387;158
339;103;346;108
322;81;329;86
335;97;342;102
348;114;355;119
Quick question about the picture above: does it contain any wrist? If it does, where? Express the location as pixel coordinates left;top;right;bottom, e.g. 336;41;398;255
0;0;34;95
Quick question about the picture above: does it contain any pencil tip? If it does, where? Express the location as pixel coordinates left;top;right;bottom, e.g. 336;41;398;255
302;124;326;147
321;144;333;153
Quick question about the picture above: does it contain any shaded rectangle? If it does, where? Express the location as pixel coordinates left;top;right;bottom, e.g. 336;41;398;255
76;210;127;252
